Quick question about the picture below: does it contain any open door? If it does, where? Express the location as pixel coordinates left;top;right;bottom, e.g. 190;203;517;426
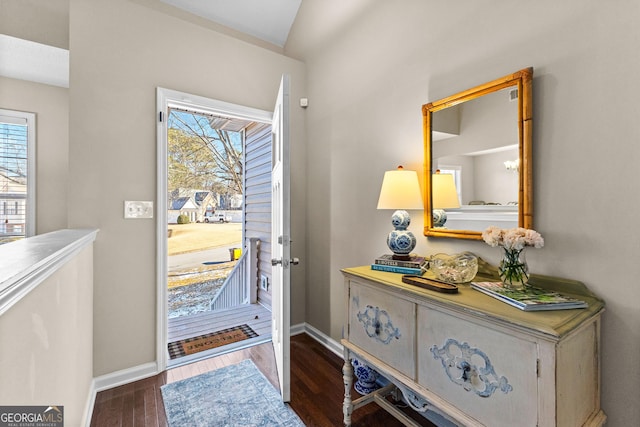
271;75;294;401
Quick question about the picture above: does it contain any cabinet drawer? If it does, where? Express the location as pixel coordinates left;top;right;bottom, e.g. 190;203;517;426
417;306;538;427
348;280;415;378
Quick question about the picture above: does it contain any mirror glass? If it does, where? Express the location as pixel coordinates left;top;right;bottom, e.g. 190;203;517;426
423;68;533;240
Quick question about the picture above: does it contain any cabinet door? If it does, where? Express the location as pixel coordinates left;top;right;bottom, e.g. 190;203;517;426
417;306;539;427
348;280;416;378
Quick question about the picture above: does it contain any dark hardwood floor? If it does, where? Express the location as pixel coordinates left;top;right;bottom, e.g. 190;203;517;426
90;333;436;426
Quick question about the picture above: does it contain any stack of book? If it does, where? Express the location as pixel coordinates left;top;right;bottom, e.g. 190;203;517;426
471;281;588;311
371;254;427;275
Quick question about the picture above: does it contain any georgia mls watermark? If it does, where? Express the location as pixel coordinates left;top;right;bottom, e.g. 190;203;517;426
0;406;63;427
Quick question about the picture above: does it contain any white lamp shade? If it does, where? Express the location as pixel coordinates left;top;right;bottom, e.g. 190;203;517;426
432;173;460;209
377;167;423;210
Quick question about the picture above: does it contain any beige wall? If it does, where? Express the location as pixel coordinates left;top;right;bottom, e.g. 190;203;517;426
0;0;69;49
6;0;639;424
291;1;639;425
68;0;306;376
0;76;69;234
0;245;94;426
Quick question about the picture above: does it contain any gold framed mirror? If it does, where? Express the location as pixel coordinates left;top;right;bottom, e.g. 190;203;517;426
423;68;533;240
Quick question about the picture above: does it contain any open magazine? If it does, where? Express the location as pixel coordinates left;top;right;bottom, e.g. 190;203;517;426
471;281;588;311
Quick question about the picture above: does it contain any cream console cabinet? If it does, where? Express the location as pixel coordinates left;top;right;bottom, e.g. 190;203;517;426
341;266;606;427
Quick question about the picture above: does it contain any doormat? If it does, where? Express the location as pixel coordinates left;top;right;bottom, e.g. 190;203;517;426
167;324;258;360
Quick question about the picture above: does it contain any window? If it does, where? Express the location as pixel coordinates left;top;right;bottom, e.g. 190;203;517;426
0;109;35;242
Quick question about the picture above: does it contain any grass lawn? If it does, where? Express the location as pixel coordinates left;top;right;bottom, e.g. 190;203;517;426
167;222;242;256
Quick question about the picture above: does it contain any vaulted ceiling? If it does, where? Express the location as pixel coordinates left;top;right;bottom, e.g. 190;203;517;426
159;0;302;48
0;0;375;87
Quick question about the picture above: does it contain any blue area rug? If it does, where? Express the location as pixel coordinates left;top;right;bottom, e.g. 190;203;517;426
161;359;305;426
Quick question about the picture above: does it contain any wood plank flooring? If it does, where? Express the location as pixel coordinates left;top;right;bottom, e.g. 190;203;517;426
90;333;436;427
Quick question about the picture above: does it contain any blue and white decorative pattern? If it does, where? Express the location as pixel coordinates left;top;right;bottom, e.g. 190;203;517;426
356;304;401;344
351;358;381;395
432;209;448;227
387;230;416;254
391;210;411;230
387;210;416;255
430;338;512;398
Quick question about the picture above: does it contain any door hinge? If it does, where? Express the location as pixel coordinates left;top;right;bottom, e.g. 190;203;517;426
536;359;540;377
159;111;163;122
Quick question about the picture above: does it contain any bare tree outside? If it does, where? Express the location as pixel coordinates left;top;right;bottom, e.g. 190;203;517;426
168;110;243;200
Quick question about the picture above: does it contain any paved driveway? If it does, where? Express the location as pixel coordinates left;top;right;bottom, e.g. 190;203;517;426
168;246;239;271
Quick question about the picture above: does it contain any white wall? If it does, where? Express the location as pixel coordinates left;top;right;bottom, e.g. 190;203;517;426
0;76;69;234
68;0;307;376
473;148;519;205
291;1;640;425
0;245;94;426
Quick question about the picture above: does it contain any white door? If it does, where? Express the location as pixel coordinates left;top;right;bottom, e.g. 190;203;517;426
271;75;293;401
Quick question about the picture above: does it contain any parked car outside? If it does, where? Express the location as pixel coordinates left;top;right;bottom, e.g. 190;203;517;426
204;212;231;223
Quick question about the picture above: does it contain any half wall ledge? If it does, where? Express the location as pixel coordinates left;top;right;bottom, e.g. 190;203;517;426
0;228;99;316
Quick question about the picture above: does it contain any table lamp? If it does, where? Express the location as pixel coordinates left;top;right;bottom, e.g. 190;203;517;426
377;166;423;260
431;170;460;227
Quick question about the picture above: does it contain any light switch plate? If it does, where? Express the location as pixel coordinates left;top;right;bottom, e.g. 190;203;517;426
260;274;269;291
124;201;153;219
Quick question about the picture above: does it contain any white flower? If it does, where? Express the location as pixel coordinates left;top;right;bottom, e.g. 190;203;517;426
481;226;504;247
524;229;544;248
482;226;544;250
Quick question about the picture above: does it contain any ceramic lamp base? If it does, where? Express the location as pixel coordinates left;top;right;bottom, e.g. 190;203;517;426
433;209;447;227
386;210;416;257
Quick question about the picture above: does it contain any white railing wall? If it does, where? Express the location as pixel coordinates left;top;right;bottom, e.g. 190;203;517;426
0;229;98;427
210;238;259;311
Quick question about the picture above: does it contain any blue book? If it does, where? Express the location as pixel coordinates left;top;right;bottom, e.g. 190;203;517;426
371;263;425;275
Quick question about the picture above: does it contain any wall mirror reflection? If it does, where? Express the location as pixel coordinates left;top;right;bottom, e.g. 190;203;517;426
423;68;533;240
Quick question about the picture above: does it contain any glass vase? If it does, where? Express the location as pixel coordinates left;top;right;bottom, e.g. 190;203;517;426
499;248;529;290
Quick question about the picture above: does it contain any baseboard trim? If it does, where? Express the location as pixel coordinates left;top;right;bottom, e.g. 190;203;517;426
295;322;343;358
93;325;335;394
290;322;306;336
82;380;97;427
93;361;159;393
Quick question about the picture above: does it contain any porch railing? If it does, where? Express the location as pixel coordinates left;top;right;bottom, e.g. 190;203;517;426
210;238;259;311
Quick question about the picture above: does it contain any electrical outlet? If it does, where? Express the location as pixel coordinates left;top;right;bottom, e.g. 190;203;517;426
124;201;153;219
260;275;269;291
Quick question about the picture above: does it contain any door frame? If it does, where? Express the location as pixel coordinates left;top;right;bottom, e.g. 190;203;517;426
156;88;272;371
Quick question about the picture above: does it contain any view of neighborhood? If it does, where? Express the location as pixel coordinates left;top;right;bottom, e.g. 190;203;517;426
166;108;244;318
0;116;28;244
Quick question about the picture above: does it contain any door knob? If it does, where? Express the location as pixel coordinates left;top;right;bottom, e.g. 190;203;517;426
271;258;282;266
290;257;300;265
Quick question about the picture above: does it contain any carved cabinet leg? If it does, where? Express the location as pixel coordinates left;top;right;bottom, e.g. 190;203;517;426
343;353;354;426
